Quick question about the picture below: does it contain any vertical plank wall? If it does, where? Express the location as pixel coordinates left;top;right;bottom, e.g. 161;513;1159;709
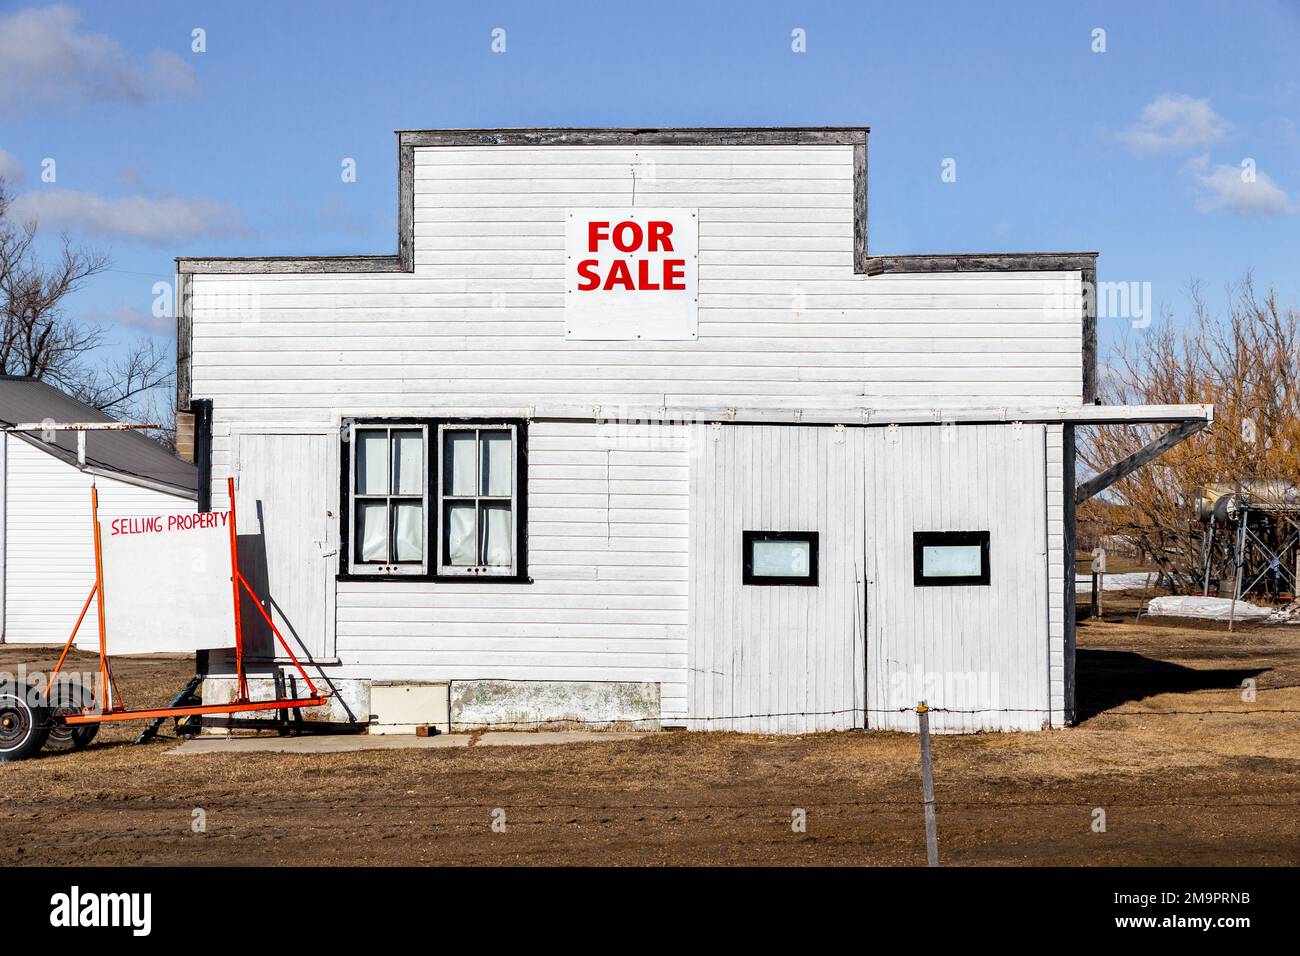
688;424;867;732
865;424;1051;732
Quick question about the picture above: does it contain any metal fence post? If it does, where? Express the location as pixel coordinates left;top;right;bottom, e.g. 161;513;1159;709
917;702;939;866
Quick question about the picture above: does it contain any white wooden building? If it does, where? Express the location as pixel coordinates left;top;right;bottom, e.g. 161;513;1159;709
0;378;197;645
175;128;1209;733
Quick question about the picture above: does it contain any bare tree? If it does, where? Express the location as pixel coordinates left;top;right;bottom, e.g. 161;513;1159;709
1079;277;1300;590
0;177;174;441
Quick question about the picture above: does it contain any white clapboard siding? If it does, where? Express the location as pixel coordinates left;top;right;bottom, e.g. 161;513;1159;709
190;143;1083;423
328;421;691;720
3;436;195;645
189;142;1082;727
865;424;1051;733
688;425;867;733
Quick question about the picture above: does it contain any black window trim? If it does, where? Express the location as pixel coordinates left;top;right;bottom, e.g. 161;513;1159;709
742;530;819;587
338;415;531;584
347;421;431;576
913;530;990;587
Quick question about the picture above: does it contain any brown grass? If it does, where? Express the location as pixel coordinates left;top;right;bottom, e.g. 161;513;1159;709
3;616;1300;866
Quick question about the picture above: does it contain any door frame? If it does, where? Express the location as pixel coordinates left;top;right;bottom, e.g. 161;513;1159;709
232;427;339;664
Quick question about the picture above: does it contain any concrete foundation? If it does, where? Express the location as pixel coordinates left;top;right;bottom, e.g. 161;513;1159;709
449;679;660;731
199;674;660;734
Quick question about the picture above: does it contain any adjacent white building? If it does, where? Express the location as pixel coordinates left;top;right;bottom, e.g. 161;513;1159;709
0;378;196;646
175;127;1209;733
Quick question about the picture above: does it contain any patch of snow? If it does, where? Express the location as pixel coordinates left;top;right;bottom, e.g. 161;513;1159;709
1145;595;1273;622
1075;571;1162;592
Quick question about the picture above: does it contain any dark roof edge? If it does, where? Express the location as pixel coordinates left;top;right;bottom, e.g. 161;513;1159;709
175;255;403;275
397;127;868;147
863;252;1099;275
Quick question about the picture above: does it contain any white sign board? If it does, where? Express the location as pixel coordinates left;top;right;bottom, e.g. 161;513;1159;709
564;208;698;340
78;512;237;653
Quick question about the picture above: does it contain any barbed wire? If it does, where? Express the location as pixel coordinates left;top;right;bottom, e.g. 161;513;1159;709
131;700;1300;732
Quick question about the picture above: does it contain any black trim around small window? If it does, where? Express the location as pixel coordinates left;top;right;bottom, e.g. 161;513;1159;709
338;416;530;583
913;531;990;587
743;530;819;586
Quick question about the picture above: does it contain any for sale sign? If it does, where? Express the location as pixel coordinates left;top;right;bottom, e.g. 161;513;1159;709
77;511;237;653
564;208;698;340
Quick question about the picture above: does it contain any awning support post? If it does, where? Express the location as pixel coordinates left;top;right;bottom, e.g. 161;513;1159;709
1075;419;1208;505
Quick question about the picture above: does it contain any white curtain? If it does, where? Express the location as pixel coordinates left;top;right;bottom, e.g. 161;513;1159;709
445;431;477;496
393;502;423;561
482;504;512;566
356;430;389;495
391;430;423;495
445;503;476;565
481;430;512;496
356;501;387;562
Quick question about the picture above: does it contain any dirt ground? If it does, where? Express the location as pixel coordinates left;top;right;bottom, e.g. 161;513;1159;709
3;594;1300;866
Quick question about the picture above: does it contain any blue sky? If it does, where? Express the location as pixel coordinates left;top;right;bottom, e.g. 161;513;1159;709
2;0;1298;363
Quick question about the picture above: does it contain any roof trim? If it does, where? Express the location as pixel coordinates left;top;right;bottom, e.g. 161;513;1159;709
9;432;197;499
174;254;404;275
396;126;869;147
863;252;1098;274
509;402;1210;428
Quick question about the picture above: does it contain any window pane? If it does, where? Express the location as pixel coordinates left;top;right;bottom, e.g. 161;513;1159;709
444;502;477;566
391;430;424;495
481;503;513;567
356;429;389;495
355;501;388;562
481;430;512;497
444;431;477;497
752;539;811;577
922;544;982;577
393;501;423;562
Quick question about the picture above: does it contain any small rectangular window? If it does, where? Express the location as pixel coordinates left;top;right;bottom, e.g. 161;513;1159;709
438;423;519;576
349;424;429;575
913;531;990;586
743;531;819;586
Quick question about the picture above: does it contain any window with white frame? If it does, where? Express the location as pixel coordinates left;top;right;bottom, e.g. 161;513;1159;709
437;423;519;576
350;424;428;575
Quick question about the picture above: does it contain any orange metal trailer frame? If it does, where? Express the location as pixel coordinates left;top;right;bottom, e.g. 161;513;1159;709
45;476;329;726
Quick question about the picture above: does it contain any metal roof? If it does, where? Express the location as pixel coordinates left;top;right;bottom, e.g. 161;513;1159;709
0;377;196;497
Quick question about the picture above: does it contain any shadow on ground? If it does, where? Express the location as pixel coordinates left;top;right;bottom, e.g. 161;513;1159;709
1076;648;1266;721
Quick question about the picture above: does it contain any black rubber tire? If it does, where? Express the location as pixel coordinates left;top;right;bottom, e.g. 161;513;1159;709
0;683;50;761
44;679;99;752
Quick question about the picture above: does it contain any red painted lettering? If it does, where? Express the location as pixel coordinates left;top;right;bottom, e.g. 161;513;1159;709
663;260;686;290
587;221;609;252
602;259;635;291
647;220;673;252
612;221;643;253
576;259;601;291
636;259;660;290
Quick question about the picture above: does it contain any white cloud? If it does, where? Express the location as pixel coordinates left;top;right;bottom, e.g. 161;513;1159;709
0;147;24;183
1186;157;1296;217
0;5;199;116
87;305;174;337
9;189;249;243
1119;94;1228;155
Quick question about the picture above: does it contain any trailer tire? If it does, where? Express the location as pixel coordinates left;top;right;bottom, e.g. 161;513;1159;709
0;684;50;761
45;679;99;752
